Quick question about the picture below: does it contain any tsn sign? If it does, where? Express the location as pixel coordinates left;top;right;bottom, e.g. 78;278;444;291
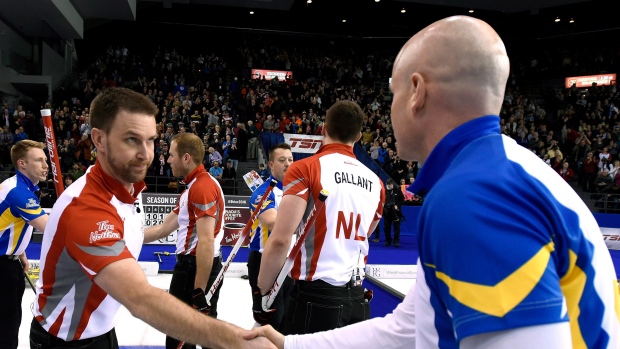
600;228;620;250
284;134;324;154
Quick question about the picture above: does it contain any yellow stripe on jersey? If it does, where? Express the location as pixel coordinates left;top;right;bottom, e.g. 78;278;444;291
433;242;555;317
249;215;261;240
0;207;15;230
18;207;43;215
560;250;587;349
11;218;25;253
1;207;27;254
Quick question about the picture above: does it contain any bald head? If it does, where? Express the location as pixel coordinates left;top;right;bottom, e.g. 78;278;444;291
396;16;508;111
390;16;510;163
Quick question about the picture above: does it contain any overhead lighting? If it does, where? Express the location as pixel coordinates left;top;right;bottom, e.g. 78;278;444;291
375;0;380;2
307;0;312;3
570;18;575;23
401;8;406;13
342;19;347;23
555;17;560;22
250;11;254;14
469;9;474;13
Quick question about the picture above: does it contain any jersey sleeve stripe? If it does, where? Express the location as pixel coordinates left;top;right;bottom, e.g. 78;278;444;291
434;242;555;317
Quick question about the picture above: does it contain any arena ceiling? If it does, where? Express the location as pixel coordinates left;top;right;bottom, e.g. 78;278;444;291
0;0;615;42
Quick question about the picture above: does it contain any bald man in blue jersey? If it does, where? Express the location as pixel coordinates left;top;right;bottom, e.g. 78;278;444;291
251;15;620;349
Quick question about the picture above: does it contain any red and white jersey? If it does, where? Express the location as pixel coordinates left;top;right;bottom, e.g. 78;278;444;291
284;143;385;285
173;165;225;257
33;162;146;341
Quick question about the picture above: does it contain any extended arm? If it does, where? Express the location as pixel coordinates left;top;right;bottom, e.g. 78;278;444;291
460;322;571;349
194;215;215;290
95;258;276;349
143;211;180;243
258;208;277;232
257;195;306;294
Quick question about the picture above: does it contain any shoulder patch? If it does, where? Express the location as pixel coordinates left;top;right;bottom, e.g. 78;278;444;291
89;220;121;244
26;198;40;208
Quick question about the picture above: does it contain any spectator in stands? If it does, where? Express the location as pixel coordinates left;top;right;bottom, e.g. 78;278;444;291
228;138;240;171
13;126;27;144
222;160;237;195
595;168;613;194
207;146;222;168
263;114;276;132
58;139;76;173
0;125;13;165
610;160;620;179
222;134;232;163
581;151;598;192
247;120;259;160
154;153;171;178
76;133;93;167
209;160;223;179
257;163;269;181
377;142;389;168
405;161;418;182
64;175;74;189
80;116;92;136
558;161;575;182
67;162;84;180
236;122;248;162
39;189;56;209
368;140;380;162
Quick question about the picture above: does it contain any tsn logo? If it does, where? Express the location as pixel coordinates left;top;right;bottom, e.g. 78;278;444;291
289;137;322;150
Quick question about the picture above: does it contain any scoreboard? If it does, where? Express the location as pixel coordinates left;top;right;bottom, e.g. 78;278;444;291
141;192;251;246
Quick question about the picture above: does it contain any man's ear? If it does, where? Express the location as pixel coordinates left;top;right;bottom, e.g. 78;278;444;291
91;128;105;153
410;72;426;113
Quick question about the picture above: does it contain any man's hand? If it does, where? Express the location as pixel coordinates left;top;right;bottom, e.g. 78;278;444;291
252;291;275;325
246;325;284;349
19;252;28;273
192;288;211;315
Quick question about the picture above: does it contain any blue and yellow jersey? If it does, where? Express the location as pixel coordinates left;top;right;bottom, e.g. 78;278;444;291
249;176;282;253
0;171;46;256
409;116;620;348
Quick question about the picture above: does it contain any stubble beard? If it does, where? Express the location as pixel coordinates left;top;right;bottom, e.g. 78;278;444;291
106;142;150;184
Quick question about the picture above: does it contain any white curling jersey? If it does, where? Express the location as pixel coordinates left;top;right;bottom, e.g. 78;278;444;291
173;164;225;257
283;143;385;285
33;162;146;341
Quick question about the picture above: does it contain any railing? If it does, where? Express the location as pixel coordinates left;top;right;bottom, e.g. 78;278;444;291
582;192;620;214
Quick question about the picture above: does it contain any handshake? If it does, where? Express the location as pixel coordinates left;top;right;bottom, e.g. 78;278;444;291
191;288;285;349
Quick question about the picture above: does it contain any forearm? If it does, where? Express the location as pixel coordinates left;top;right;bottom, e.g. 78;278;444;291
195;239;215;290
131;286;245;348
143;226;164;243
257;238;290;294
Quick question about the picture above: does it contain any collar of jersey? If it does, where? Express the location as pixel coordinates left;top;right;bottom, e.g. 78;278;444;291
407;115;500;197
181;164;206;185
268;175;283;190
316;143;355;157
92;160;146;203
16;170;39;192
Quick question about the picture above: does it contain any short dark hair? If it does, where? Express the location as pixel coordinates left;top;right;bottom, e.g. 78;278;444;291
269;143;292;161
90;87;158;134
325;101;363;143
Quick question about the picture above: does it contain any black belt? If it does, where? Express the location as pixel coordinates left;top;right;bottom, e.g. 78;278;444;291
0;255;20;261
176;254;222;263
294;279;357;288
